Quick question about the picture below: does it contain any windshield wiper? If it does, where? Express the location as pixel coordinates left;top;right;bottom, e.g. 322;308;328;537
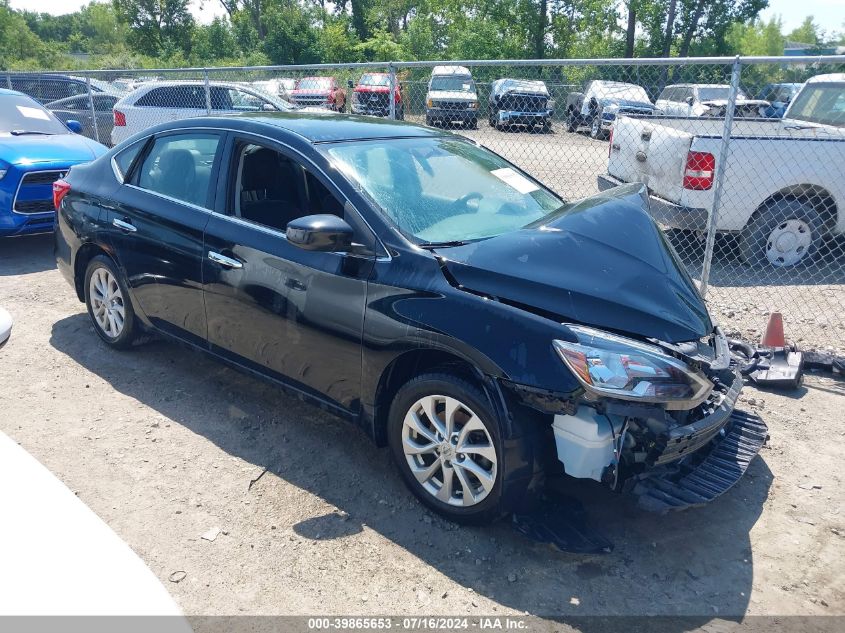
11;130;54;136
419;240;472;250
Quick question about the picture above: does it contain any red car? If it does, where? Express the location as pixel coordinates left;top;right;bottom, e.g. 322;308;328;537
351;73;404;119
289;76;346;111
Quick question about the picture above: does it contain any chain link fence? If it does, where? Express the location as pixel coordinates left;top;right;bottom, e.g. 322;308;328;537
7;56;845;351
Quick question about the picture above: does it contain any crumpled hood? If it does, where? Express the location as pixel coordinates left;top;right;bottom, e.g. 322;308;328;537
0;133;103;165
436;184;712;343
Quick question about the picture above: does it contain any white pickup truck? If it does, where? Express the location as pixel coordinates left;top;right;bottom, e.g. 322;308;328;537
598;73;845;267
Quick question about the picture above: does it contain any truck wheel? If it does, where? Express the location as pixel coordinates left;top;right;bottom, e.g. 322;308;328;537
469;117;478;130
388;373;513;524
590;116;602;139
740;199;824;268
425;115;433;126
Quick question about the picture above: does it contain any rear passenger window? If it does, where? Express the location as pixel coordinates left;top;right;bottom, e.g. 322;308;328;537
135;133;220;208
113;140;146;181
137;86;207;109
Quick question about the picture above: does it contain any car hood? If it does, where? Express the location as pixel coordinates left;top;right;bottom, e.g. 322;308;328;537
356;86;391;94
702;98;768;107
435;184;712;343
0;133;105;165
603;99;654;110
291;90;331;97
428;90;477;101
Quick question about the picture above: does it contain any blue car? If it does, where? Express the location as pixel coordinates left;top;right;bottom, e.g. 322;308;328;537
0;89;107;237
757;83;803;118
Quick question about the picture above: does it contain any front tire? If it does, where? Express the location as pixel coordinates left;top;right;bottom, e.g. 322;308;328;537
740;199;824;268
590;116;603;139
565;110;577;133
84;255;139;349
388;373;505;524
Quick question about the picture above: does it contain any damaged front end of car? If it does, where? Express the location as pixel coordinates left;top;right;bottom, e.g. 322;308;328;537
515;324;768;513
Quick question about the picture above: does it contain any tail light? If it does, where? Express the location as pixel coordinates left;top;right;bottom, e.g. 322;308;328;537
53;179;71;210
113;110;126;127
683;151;715;190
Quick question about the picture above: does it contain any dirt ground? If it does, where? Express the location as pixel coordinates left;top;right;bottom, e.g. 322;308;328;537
1;234;843;625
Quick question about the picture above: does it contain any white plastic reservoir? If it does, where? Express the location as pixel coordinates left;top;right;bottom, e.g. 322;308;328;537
552;407;622;481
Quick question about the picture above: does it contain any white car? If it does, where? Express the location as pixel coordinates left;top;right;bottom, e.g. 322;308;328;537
0;307;10;348
655;83;769;118
599;73;845;267
111;80;296;145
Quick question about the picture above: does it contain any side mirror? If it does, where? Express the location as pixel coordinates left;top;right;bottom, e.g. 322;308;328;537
685;96;694;106
286;214;354;252
66;120;83;134
262;103;276;112
347;79;354;89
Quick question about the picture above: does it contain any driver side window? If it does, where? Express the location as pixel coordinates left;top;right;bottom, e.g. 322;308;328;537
230;142;344;233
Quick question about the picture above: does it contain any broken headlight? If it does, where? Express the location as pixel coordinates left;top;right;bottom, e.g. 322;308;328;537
553;325;712;409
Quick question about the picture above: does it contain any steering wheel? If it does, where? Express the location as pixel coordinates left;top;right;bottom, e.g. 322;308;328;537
448;192;483;213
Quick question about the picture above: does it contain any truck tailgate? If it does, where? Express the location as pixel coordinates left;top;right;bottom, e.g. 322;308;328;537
608;116;694;204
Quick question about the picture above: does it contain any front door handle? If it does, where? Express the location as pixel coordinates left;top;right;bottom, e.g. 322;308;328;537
112;218;137;232
208;251;243;269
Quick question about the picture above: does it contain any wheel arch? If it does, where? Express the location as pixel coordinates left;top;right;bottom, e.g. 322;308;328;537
752;184;838;232
73;243;112;302
371;349;484;447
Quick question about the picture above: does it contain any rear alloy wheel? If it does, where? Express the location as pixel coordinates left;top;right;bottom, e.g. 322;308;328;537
389;373;504;524
84;255;138;349
740;199;824;268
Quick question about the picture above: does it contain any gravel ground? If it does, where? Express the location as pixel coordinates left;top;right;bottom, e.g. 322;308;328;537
1;234;843;625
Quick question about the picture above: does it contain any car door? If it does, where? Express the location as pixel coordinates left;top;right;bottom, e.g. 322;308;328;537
202;135;376;411
92;94;117;143
104;130;224;346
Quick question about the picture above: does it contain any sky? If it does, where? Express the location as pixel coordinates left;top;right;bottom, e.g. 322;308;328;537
8;0;845;35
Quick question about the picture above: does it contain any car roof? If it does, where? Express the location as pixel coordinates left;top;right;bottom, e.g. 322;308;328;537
175;112;451;144
432;65;472;76
0;88;27;97
806;73;845;84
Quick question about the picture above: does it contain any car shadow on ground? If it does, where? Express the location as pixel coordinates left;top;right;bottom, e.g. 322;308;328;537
50;314;771;623
0;234;56;276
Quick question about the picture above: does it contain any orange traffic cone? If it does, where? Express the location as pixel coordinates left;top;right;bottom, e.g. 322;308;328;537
761;312;786;348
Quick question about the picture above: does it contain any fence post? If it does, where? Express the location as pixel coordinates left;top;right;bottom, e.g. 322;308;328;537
5;73;11;90
85;75;100;144
203;69;212;115
699;56;741;299
388;62;397;120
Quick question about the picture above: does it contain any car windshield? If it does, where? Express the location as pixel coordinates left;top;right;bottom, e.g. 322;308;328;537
593;83;650;103
359;74;390;87
297;78;332;90
786;83;845;127
324;137;563;245
698;87;748;101
0;95;69;135
430;76;476;93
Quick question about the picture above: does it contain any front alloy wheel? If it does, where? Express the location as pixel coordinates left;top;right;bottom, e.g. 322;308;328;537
401;394;497;507
389;373;507;523
590;116;602;139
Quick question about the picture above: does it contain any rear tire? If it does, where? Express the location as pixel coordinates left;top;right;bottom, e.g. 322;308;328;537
565;110;577;133
84;255;139;350
469;117;478;130
388;373;508;524
740;199;824;268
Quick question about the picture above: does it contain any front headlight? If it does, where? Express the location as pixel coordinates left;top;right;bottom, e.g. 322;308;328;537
603;103;620;114
468;102;479;110
0;169;6;180
553;325;712;408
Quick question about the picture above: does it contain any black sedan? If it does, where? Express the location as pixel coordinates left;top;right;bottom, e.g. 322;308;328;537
55;113;766;523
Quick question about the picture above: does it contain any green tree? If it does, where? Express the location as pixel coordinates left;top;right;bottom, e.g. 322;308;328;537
112;0;194;56
788;16;821;46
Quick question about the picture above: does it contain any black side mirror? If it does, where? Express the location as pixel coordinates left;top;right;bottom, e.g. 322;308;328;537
286;214;354;252
347;79;354;89
685;96;694;105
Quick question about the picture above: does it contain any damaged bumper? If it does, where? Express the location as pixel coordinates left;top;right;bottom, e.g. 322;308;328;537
505;328;768;512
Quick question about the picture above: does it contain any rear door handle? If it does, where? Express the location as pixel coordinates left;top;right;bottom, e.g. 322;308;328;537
208;251;243;269
112;218;137;232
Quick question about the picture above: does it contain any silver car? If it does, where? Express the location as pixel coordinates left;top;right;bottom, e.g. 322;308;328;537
45;93;121;146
